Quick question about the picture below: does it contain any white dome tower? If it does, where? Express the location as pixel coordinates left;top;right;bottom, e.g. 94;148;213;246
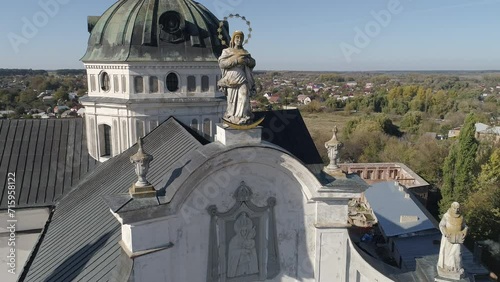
80;0;230;161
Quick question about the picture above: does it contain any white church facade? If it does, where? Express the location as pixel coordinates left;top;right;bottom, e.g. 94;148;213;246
103;126;393;281
80;0;229;161
16;0;490;281
82;62;225;161
75;0;395;280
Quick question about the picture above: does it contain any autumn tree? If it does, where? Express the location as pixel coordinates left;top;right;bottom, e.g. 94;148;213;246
53;86;69;103
341;118;389;162
465;148;500;241
400;111;423;134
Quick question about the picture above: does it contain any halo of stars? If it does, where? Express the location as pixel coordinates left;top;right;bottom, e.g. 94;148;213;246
218;14;252;47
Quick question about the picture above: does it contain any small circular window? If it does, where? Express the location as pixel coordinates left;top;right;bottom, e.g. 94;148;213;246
160;11;181;34
100;72;110;92
166;73;179;92
159;11;185;43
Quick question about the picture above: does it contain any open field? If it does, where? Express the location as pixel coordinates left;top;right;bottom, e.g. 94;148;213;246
302;111;361;133
301;111;363;163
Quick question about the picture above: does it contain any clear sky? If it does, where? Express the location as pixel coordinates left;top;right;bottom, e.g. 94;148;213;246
1;0;500;71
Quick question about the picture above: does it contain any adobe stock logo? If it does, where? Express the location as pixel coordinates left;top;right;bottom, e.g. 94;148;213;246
8;0;72;54
340;0;409;63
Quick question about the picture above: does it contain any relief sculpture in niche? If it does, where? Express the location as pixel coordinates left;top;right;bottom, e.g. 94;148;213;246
207;181;280;282
228;212;258;277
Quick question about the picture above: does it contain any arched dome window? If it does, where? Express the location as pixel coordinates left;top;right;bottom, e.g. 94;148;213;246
136;120;144;140
149;76;159;93
166;73;179;92
100;72;110;92
98;124;112;157
187;76;196;92
134;76;144;93
191;119;198;130
121;75;127;93
202;76;209;92
203;118;211;138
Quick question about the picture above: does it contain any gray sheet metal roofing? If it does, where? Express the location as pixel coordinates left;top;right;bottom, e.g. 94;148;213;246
0;118;97;210
22;118;203;282
365;182;436;237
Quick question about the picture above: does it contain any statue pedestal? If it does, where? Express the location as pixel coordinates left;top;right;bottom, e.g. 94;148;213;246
435;276;470;282
215;124;262;146
435;268;469;282
324;167;347;179
129;183;156;198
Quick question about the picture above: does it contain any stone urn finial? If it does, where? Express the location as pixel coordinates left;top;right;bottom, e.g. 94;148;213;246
325;126;343;170
129;137;156;198
130;137;153;187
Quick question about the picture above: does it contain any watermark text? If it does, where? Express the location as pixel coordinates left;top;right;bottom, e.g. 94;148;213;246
6;173;16;275
8;0;72;53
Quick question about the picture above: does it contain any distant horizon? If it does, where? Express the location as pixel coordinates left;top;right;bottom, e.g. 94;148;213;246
2;0;500;70
2;68;500;74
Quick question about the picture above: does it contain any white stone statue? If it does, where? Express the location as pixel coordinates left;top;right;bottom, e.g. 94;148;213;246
217;30;256;125
227;212;259;278
437;202;468;280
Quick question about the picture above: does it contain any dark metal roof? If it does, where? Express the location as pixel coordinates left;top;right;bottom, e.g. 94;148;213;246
0;118;97;210
253;109;323;165
392;233;441;271
21;118;203;282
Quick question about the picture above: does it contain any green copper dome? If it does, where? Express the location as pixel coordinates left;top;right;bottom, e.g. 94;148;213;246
81;0;230;63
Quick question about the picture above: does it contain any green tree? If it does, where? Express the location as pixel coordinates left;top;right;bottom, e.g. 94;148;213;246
440;113;479;214
0;89;18;109
465;148;500;241
15;106;26;117
17;90;37;105
302;100;322;113
319;73;345;83
53;86;69;102
441;143;457;213
344;99;359;114
408;135;450;186
400;111;423;134
341;119;388;162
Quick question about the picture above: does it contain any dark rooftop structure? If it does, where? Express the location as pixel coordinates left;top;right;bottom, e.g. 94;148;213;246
254;109;323;165
0;119;96;210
